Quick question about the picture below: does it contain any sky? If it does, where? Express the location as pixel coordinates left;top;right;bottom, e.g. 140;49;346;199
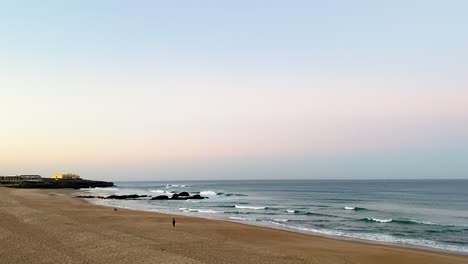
1;1;467;181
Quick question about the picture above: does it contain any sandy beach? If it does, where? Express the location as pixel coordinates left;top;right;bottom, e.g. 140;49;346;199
0;188;466;264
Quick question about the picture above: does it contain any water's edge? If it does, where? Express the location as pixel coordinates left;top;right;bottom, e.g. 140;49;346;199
75;192;468;257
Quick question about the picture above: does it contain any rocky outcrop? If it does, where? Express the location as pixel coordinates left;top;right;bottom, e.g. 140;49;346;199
78;192;207;200
78;194;148;200
104;194;149;200
77;195;105;199
190;194;204;199
151;195;169;200
150;192;207;200
11;179;114;189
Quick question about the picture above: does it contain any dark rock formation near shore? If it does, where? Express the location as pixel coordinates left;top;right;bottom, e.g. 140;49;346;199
177;192;190;197
10;179;114;189
78;192;207;200
151;192;207;200
77;194;148;200
190;194;205;199
151;195;169;200
105;194;149;200
77;195;105;199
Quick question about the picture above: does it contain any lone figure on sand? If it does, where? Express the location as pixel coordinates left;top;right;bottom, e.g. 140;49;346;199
172;218;176;228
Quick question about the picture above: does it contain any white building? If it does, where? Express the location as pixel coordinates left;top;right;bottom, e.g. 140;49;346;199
19;175;43;182
0;175;42;182
0;175;21;182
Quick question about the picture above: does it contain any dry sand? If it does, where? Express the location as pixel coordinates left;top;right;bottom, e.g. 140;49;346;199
0;188;466;264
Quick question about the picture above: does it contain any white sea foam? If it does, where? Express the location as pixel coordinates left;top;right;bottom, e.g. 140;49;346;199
408;219;439;225
92;187;120;191
200;191;217;196
366;217;392;223
254;221;468;253
408;220;467;227
179;208;221;213
409;220;468;227
344;206;356;210
286;209;297;213
149;189;172;194
229;216;250;221
179;208;198;212
198;209;222;213
235;205;266;210
165;184;188;188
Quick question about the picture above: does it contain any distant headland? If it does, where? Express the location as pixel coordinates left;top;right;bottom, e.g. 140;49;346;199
0;173;114;189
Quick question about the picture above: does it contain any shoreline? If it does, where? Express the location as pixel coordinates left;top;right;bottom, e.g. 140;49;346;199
80;191;468;257
1;187;466;264
79;187;468;257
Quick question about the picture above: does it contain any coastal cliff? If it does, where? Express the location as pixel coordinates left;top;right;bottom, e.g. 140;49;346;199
6;179;114;189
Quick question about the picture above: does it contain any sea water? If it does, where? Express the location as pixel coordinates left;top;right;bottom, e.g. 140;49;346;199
81;180;468;254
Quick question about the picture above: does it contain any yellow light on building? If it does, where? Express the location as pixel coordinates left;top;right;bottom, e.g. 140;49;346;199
51;173;81;180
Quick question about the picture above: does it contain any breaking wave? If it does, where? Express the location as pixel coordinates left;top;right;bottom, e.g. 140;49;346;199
363;218;393;223
92;187;120;191
200;190;217;196
149;189;173;195
179;208;222;213
360;218;465;227
165;184;188;188
344;206;368;211
234;205;266;210
192;191;247;197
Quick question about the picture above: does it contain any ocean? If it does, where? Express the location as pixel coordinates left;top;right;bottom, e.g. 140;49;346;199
81;180;468;254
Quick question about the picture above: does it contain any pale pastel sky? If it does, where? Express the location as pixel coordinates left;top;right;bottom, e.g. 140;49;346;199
1;1;467;180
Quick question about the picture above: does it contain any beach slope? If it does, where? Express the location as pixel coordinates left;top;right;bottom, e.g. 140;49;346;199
0;188;465;264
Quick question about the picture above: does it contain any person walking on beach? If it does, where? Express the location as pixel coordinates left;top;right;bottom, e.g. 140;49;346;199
172;218;176;228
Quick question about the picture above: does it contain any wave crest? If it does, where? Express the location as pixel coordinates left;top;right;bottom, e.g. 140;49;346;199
234;205;266;210
149;189;172;194
92;187;119;191
344;206;368;211
200;191;217;196
179;208;222;213
165;184;188;188
363;217;393;223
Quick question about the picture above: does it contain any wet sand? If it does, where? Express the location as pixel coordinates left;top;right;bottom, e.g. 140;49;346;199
0;188;466;264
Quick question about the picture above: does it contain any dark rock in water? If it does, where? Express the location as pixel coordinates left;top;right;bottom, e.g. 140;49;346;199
79;193;207;201
188;194;205;199
178;192;190;197
149;194;208;200
151;195;169;200
105;194;148;200
77;195;106;199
